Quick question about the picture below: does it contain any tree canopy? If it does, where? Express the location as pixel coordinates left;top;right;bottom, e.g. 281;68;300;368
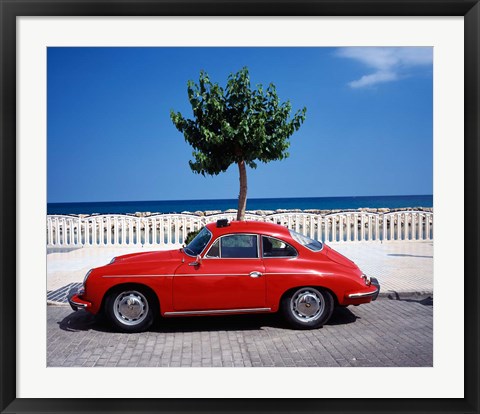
170;67;306;220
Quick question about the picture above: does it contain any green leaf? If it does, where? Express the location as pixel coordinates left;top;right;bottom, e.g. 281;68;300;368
170;67;307;218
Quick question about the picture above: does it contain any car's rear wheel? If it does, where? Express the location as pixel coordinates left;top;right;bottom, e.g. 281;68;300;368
281;287;334;329
105;287;155;333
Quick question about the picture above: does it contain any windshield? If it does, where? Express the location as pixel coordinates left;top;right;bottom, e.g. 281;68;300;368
184;227;212;257
289;230;323;252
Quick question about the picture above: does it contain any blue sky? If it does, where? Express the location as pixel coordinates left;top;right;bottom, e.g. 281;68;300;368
47;47;433;203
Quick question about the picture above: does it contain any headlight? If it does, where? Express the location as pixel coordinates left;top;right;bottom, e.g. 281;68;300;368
83;269;92;285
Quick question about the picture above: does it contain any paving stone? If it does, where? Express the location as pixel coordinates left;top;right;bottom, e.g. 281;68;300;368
48;298;432;367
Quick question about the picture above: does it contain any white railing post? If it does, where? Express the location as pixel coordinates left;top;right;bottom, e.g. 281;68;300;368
390;215;395;241
332;216;336;243
151;217;157;245
419;212;424;240
159;217;164;245
77;216;82;245
47;217;53;246
137;218;142;246
346;214;351;242
90;218;95;246
367;215;372;241
144;218;150;246
353;214;357;242
167;216;172;245
339;215;344;243
360;214;365;241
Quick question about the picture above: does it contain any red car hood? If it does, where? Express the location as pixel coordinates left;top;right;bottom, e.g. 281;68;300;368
113;249;180;263
324;245;358;269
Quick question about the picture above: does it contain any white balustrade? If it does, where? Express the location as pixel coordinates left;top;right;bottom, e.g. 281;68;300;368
46;211;433;248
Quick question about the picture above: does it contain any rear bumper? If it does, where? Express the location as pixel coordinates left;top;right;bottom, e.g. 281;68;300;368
370;277;380;300
343;277;380;305
348;277;380;300
68;286;92;312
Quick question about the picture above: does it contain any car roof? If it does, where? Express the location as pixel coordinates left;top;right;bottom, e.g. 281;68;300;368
205;220;292;239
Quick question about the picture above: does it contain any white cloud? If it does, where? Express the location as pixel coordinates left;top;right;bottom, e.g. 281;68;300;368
349;71;398;88
336;47;432;88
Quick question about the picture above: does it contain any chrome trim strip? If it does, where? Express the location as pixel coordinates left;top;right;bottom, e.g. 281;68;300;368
102;273;264;278
348;289;378;298
164;307;271;316
266;272;329;276
176;273;252;277
102;271;329;278
102;274;174;278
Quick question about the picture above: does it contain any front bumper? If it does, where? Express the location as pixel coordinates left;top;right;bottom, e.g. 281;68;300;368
68;286;92;312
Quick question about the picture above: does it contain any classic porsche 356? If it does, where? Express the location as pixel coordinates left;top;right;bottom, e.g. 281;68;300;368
69;220;379;332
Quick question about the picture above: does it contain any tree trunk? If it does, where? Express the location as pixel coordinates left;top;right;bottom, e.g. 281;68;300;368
236;160;248;221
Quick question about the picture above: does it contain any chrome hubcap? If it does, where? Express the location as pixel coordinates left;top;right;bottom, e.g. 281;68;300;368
113;291;149;326
291;288;324;322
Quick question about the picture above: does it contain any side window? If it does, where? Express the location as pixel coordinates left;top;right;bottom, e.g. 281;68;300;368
220;235;258;258
205;239;220;258
262;236;297;258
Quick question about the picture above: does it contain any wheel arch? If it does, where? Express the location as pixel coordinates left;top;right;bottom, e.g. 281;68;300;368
101;282;161;315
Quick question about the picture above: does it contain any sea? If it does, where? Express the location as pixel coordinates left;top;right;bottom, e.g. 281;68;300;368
48;195;433;215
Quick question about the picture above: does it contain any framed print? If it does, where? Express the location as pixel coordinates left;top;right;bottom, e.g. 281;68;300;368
1;0;479;413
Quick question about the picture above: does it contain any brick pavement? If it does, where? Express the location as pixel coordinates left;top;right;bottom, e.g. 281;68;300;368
47;297;433;367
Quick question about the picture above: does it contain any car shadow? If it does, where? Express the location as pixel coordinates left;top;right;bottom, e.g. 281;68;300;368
328;306;359;325
58;306;359;333
152;313;285;332
58;310;101;332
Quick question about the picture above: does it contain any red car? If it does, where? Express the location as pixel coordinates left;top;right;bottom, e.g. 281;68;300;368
69;220;380;332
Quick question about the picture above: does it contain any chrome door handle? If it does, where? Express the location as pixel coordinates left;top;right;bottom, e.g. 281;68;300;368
249;271;263;278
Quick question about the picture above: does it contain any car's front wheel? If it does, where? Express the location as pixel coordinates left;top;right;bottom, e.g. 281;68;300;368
105;286;156;333
281;287;334;329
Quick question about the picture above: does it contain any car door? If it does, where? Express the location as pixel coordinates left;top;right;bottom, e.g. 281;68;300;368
173;234;266;312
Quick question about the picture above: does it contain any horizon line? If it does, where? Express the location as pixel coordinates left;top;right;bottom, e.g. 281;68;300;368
48;194;433;205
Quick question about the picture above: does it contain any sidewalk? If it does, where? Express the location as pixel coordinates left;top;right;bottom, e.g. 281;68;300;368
329;241;433;298
47;241;433;304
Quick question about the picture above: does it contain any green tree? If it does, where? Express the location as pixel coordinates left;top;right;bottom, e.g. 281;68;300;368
170;67;306;221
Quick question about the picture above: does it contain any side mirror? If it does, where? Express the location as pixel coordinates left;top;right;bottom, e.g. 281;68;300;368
189;254;202;267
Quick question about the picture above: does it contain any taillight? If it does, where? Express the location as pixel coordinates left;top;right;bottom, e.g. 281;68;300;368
362;274;371;286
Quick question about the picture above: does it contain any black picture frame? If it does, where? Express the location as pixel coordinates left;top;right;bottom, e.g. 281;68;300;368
1;1;478;413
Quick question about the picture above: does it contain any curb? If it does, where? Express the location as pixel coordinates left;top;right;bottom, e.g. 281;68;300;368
377;291;433;300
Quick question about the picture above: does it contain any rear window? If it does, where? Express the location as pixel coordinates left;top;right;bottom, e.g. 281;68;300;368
262;236;297;257
289;230;323;252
